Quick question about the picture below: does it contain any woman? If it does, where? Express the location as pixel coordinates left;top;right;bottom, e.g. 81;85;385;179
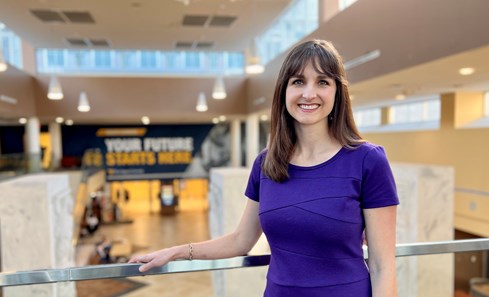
129;39;399;297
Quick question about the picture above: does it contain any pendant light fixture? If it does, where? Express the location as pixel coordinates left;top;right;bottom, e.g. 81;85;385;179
0;25;7;72
77;92;91;112
245;37;264;74
47;75;64;100
0;48;7;72
212;76;227;100
196;92;208;112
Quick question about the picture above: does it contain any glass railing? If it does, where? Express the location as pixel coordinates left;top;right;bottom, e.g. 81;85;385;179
0;147;102;181
0;153;43;180
1;238;488;289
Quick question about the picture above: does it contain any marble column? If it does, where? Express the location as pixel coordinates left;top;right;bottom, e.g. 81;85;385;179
391;163;454;297
230;119;241;167
245;114;259;167
49;122;63;169
25;117;41;172
208;167;269;297
0;173;76;297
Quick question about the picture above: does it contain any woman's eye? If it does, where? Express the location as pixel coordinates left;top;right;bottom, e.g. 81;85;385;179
291;79;303;85
319;80;329;86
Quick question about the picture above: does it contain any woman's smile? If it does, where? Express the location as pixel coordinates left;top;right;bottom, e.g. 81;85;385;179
298;103;320;111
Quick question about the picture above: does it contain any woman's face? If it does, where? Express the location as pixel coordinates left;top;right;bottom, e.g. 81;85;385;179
285;61;337;129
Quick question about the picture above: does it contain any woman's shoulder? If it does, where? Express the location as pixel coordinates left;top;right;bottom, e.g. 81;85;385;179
344;141;386;160
256;148;268;162
249;149;268;169
346;141;381;152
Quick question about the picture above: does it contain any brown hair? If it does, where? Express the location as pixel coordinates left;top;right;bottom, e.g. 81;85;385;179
263;39;364;182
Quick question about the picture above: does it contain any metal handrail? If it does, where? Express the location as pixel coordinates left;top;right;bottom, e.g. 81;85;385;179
1;238;488;287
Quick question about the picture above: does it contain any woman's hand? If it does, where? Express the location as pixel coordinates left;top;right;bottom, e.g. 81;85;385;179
128;247;179;273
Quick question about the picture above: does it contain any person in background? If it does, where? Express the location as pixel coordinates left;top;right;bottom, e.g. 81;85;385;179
124;188;130;204
95;235;112;264
129;39;399;297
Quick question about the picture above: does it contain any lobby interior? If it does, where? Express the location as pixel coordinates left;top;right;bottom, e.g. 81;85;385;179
1;0;489;296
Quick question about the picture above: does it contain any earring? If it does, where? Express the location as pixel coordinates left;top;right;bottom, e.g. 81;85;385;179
328;114;333;121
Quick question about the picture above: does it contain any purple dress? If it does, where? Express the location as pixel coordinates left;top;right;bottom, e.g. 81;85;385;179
245;143;399;297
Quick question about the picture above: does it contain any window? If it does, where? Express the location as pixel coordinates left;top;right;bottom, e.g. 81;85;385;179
257;0;319;65
94;51;111;68
119;51;137;69
47;50;64;67
0;22;23;69
353;108;381;127
165;52;180;70
37;49;243;75
339;0;358;10
206;53;220;69
227;53;244;69
140;51;157;68
184;52;200;69
74;51;91;67
389;99;440;124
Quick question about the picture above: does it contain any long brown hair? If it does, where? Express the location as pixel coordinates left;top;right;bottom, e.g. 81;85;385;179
263;39;363;182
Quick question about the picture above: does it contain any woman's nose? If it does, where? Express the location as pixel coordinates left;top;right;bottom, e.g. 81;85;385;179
302;84;317;100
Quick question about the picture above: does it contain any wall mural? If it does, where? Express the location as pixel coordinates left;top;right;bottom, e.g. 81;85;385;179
61;123;231;181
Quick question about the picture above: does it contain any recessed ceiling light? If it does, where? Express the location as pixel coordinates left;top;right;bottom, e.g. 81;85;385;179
65;119;74;126
55;117;64;123
395;93;406;100
260;114;269;121
218;115;226;122
212;118;219;124
19;117;27;124
141;116;150;125
459;67;475;76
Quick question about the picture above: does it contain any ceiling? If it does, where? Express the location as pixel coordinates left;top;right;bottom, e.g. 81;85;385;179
350;44;489;108
0;0;488;124
0;0;291;51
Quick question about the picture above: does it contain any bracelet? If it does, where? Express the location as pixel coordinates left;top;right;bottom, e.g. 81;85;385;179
188;243;193;261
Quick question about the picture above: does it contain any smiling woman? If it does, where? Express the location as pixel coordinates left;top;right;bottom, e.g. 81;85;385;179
129;39;399;297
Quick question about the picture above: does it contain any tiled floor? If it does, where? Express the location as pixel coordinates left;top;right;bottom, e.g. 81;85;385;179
78;201;214;297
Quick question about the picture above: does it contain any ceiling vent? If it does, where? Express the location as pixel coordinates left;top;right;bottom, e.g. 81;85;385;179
196;42;213;49
209;15;236;27
182;15;209;26
30;9;66;23
62;11;95;23
175;41;194;49
66;38;89;47
89;39;110;47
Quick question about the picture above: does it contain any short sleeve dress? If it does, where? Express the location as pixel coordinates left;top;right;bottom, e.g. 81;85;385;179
244;142;399;297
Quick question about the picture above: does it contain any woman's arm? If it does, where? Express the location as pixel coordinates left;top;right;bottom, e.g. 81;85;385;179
129;199;262;272
364;205;398;297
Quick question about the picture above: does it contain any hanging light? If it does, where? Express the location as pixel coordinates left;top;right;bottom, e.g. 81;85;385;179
212;76;227;100
0;24;7;72
47;75;64;100
196;92;208;112
78;92;91;112
0;48;7;72
245;38;264;74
